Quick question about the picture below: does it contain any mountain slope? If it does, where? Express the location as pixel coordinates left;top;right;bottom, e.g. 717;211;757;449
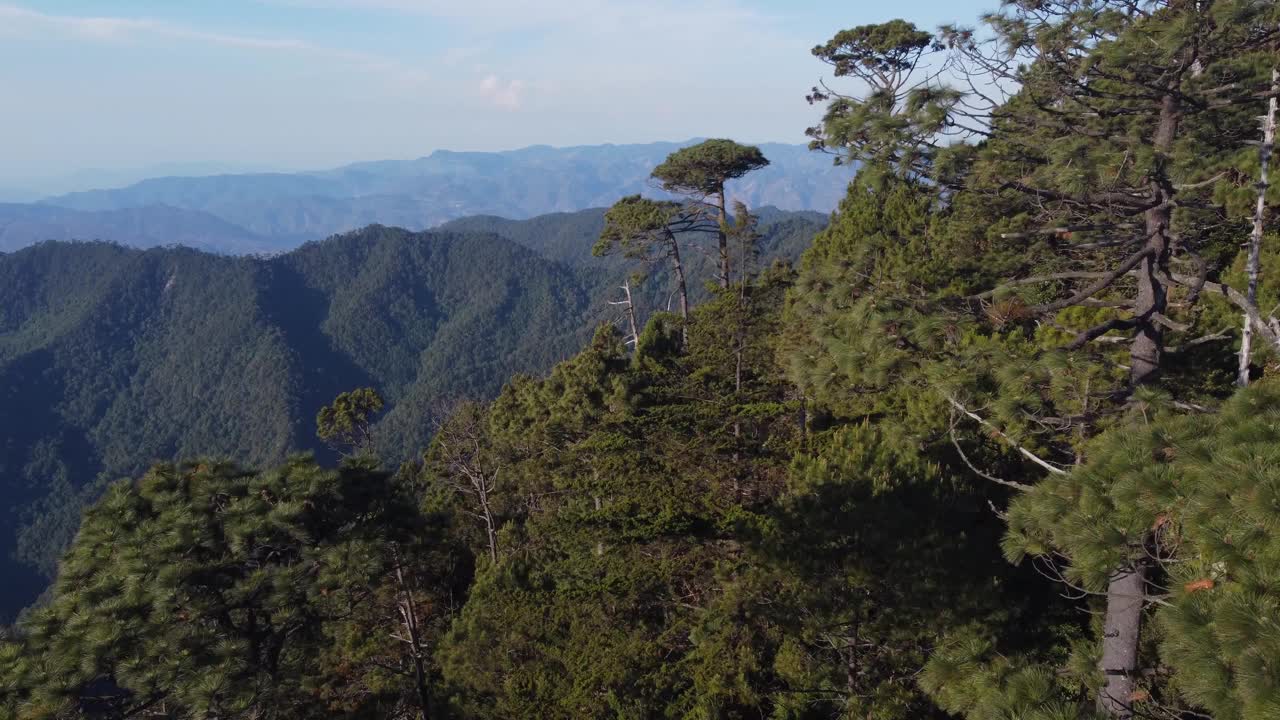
0;208;824;621
0;229;590;621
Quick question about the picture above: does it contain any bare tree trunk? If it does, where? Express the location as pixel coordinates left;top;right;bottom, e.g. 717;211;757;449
610;279;640;347
594;493;604;557
394;551;431;720
1239;68;1278;386
732;284;743;498
476;477;499;565
842;634;858;698
434;403;502;566
1099;564;1146;719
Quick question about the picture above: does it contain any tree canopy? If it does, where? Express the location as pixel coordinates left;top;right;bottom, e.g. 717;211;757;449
4;4;1280;720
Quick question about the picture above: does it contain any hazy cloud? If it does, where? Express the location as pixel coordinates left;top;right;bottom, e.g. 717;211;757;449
478;74;525;110
264;0;769;36
0;3;426;83
0;0;879;179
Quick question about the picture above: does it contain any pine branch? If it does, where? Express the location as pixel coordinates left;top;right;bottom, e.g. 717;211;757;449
1030;246;1155;314
1067;317;1138;350
948;411;1033;490
946;396;1070;476
970;271;1128;300
1165;272;1280;347
1165;327;1233;354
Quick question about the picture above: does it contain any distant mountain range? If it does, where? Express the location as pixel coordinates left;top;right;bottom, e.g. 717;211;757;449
0;203;276;254
0;141;848;254
0;162;284;204
0;206;827;621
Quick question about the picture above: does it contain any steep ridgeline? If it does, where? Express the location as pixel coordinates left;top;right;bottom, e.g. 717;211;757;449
21;142;850;253
0;209;825;622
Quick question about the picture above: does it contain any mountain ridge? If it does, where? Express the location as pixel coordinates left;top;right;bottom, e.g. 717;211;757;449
18;140;849;253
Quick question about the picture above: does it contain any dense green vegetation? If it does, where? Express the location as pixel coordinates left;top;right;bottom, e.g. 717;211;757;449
4;2;1280;719
0;209;824;623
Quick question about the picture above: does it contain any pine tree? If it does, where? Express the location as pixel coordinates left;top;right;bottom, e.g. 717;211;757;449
316;387;385;458
798;6;1280;716
1002;380;1280;719
594;194;716;336
940;4;1280;714
652;139;770;288
0;458;461;720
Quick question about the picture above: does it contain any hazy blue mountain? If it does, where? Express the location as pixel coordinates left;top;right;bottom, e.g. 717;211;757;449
0;203;284;254
0;188;41;204
34;141;849;250
0;162;289;203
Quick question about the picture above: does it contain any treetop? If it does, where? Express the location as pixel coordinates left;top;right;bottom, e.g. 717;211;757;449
651;139;770;197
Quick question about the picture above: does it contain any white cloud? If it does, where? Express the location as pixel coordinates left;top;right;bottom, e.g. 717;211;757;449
478;74;525;110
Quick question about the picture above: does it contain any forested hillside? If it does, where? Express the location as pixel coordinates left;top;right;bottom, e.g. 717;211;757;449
4;3;1280;720
0;207;824;622
0;229;589;621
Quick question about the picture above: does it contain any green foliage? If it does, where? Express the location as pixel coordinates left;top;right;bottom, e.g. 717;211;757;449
807;20;956;176
741;422;1052;719
594;196;690;262
425;266;1048;720
6;5;1280;720
316;387;385;457
811;20;933;78
435;280;801;718
0;226;599;621
651;140;770;199
0;457;465;719
1000;381;1280;719
921;630;1098;720
788;6;1280;718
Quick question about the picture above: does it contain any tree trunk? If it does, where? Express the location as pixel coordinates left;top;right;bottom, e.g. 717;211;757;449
594;494;604;556
480;501;498;564
1100;89;1181;719
1129;93;1179;388
621;279;639;347
394;553;432;720
716;188;730;289
669;233;690;345
732;283;744;498
1239;68;1278;386
1098;563;1146;719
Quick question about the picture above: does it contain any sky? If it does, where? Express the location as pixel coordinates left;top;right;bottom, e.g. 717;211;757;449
0;0;995;187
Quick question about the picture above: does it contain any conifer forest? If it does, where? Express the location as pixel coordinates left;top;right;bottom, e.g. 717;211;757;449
3;2;1280;718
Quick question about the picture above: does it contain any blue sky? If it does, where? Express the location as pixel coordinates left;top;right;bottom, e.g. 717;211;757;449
0;0;995;184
